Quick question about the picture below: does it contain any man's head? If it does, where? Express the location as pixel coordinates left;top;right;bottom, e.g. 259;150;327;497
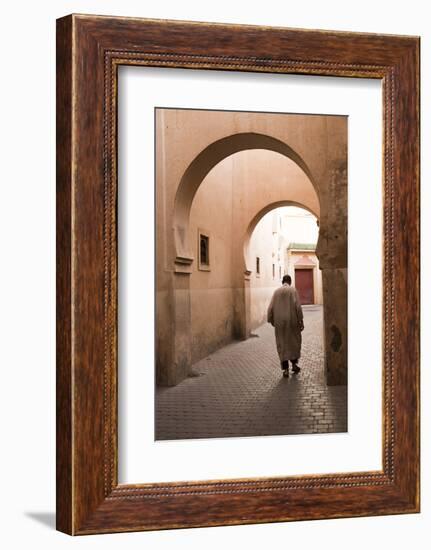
282;274;292;285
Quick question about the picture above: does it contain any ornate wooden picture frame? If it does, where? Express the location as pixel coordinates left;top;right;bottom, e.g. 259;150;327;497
56;14;420;535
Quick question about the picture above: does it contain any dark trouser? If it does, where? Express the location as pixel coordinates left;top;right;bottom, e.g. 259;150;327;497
281;359;298;370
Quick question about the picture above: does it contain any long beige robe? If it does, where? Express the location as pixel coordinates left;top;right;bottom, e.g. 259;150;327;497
267;283;304;361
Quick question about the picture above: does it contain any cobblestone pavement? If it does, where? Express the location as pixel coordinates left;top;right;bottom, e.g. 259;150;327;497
156;305;347;440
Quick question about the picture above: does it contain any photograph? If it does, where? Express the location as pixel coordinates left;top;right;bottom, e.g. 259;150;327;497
155;107;348;440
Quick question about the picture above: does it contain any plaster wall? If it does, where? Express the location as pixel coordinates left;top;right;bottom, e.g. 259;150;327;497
188;158;235;363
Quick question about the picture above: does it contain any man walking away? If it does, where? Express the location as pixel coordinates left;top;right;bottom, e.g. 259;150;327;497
267;275;304;378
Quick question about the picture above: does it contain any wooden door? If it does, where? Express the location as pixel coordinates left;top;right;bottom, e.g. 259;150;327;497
295;268;314;305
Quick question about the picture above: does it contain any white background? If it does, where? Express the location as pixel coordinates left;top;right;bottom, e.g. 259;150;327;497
0;1;428;548
118;68;382;483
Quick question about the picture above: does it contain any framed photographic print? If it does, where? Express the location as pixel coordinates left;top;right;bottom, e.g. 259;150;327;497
56;14;420;535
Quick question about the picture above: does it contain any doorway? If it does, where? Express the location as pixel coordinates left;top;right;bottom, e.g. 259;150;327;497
295;268;314;305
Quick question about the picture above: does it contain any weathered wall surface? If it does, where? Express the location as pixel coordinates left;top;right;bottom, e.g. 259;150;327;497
322;268;348;385
155;108;347;386
189;158;235;363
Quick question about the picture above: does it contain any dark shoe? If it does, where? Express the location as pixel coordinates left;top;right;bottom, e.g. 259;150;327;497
281;360;289;377
291;362;301;374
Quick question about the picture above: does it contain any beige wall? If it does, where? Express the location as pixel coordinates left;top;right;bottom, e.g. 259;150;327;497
189;158;235;363
281;207;319;244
